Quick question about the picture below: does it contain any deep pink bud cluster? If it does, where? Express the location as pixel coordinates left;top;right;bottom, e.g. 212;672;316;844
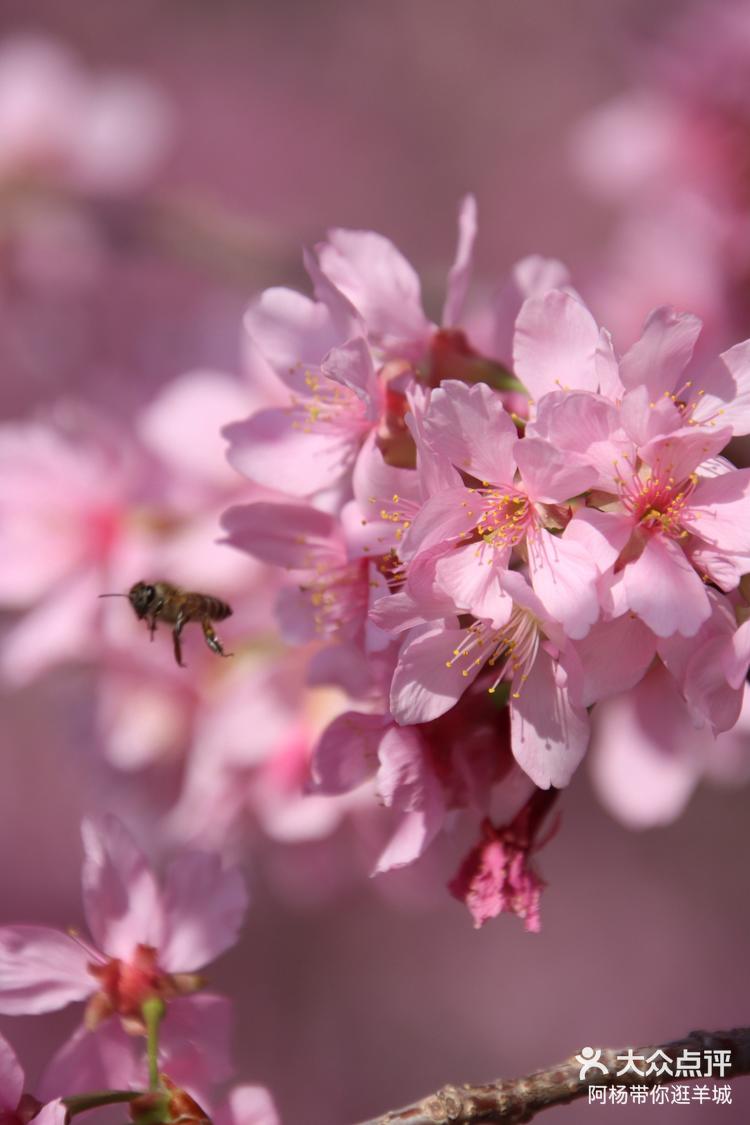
224;199;750;928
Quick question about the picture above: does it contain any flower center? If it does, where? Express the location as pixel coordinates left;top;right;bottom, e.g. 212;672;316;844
618;466;696;540
85;943;200;1033
445;608;541;696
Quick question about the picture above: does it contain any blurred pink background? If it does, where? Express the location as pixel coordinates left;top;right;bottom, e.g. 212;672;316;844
0;1;748;1123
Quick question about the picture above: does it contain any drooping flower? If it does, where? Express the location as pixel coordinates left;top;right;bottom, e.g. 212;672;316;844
449;789;557;930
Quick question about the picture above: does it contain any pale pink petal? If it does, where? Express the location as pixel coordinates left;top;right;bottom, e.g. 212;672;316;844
422;380;517;485
513;290;600;403
390;623;470;725
317;229;431;352
138;370;250;489
474;256;571;364
40;1023;138;1099
307;642;374;697
618;307;702;398
725;618;750;690
159;994;234;1094
526;391;629;490
510;651;589;788
244;287;346;375
373;726;446;872
621;534;711;637
159;854;248;973
0;570;100;686
402;487;481;560
81;816;164;960
0;1032;23;1110
221;502;341;570
590;663;704;828
216;1086;281;1125
224;408;358;495
683;633;744;734
526;528;599;639
701;338;750;436
311;711;386;794
32;1100;67;1125
442;194;477;327
639;426;733;485
0;927;92;1014
685;468;750;557
564;508;630;574
433;543;513;625
302;246;364;343
575;614;657;706
619;385;681;448
320;336;377;406
514;436;596;502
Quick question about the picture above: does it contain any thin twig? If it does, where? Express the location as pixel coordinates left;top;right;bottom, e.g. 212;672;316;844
354;1026;750;1124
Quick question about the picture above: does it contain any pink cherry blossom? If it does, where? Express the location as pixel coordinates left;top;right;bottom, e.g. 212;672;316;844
0;816;245;1082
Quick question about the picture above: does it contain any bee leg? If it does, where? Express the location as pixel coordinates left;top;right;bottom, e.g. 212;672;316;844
201;617;233;659
147;599;164;642
172;611;187;668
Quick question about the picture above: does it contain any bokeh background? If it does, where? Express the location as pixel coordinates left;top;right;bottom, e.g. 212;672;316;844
0;1;748;1123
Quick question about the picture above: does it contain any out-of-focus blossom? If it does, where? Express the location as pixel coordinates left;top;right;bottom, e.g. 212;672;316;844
0;35;171;194
0;816;243;1096
571;0;750;348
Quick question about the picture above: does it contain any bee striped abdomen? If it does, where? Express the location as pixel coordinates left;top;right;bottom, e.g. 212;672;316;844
202;596;232;621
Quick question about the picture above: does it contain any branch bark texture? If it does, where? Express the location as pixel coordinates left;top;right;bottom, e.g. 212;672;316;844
355;1026;750;1125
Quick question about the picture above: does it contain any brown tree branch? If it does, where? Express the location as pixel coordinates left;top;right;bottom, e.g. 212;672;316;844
354;1026;750;1124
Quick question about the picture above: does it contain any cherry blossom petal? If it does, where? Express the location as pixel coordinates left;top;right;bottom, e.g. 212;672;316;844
81;816;164;960
222;500;342;571
216;1086;281;1125
0;1032;23;1110
137;370;250;489
32;1101;67;1125
320;336;378;406
433;542;513;625
40;1022;138;1099
159;994;234;1094
224;408;358;496
390;623;471;725
685;468;750;558
0;927;92;1014
699;338;750;435
590;664;704;828
575;614;657;706
619;306;702;398
402;487;481;559
159;854;248;973
513;437;596;502
509;650;589;788
513;290;600;403
526;528;599;639
639;425;732;484
311;711;386;794
442;194;477;327
373;726;446;872
317;229;431;353
621;534;711;637
244;288;347;376
422;380;517;485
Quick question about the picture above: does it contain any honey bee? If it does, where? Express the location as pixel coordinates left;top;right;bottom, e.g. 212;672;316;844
100;581;233;668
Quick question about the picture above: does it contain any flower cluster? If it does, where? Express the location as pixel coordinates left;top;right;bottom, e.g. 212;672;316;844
224;198;750;928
